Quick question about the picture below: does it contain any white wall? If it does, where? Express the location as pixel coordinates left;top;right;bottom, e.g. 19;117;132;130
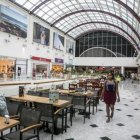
74;57;137;67
0;0;75;75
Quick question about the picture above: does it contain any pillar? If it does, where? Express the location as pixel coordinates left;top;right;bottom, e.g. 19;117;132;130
27;59;32;78
121;66;125;76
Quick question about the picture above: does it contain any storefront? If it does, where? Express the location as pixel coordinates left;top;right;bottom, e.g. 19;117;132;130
51;58;64;78
0;57;15;79
31;56;51;78
52;58;64;72
15;59;27;79
0;57;27;80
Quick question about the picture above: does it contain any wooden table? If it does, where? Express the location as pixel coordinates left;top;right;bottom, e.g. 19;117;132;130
0;117;19;132
58;89;99;115
0;117;19;139
58;89;95;97
8;95;70;108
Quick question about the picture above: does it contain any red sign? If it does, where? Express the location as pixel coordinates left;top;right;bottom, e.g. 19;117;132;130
31;56;51;63
96;67;105;71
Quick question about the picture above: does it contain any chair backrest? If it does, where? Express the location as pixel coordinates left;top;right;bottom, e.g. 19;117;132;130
75;87;85;92
69;83;77;90
27;90;41;96
78;82;87;88
6;99;21;116
35;103;54;119
59;94;73;103
56;84;63;90
72;96;86;106
20;107;41;127
40;91;49;98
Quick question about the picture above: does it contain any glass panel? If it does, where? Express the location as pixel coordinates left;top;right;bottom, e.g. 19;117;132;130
10;0;139;46
14;0;27;5
23;1;33;9
75;30;135;57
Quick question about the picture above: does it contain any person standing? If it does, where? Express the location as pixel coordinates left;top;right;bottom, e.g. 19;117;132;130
100;73;120;123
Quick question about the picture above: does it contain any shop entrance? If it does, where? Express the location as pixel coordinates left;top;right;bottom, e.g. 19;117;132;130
0;58;15;80
32;63;49;79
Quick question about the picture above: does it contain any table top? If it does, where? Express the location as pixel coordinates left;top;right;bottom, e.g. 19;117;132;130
9;95;70;108
58;89;96;97
0;117;19;132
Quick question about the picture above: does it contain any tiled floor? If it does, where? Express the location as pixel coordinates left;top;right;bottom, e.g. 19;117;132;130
39;80;140;140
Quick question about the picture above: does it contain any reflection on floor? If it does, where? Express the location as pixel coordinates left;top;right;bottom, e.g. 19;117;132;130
40;80;140;140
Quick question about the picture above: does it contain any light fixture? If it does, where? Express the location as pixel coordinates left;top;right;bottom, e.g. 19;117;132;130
4;39;10;43
22;44;27;48
36;47;40;50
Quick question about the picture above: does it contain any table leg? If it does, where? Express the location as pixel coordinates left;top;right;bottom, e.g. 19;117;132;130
0;132;3;140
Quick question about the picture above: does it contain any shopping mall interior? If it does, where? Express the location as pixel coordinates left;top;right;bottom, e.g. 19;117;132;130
0;0;140;140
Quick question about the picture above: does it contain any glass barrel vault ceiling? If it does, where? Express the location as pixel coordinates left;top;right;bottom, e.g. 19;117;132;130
9;0;140;50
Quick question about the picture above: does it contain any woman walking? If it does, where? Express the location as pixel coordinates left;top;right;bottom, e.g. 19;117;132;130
100;73;120;123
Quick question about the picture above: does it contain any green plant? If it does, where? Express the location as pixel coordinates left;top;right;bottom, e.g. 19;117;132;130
71;68;77;74
63;69;69;74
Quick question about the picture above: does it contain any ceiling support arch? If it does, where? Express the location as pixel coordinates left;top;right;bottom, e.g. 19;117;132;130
30;0;140;24
51;10;140;41
30;0;51;14
65;22;138;46
114;0;140;23
80;47;117;57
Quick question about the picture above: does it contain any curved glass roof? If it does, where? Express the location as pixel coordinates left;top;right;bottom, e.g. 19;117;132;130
70;24;135;45
10;0;140;49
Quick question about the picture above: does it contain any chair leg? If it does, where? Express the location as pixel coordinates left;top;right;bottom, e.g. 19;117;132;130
84;110;86;124
51;123;54;140
96;98;98;112
84;115;85;124
37;128;40;140
70;107;73;126
61;109;64;134
65;108;68;132
89;103;90;119
0;132;3;139
92;99;95;115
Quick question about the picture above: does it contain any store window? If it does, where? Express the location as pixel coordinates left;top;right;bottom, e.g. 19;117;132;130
0;58;15;79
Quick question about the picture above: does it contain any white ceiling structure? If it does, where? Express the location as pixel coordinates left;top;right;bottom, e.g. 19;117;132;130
9;0;140;50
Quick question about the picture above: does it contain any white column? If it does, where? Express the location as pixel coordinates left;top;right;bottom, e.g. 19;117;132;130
121;66;125;75
27;59;32;78
50;62;52;71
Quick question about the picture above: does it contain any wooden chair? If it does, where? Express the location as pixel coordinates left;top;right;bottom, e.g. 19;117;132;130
69;83;77;90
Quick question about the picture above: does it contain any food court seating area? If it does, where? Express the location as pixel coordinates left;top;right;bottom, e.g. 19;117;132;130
0;78;103;140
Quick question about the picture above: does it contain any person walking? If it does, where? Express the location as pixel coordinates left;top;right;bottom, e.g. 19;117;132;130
100;73;120;123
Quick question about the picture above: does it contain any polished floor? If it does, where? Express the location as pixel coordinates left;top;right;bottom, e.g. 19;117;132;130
40;80;140;140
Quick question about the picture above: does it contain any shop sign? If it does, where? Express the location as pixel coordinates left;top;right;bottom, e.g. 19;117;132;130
55;58;64;63
31;56;51;62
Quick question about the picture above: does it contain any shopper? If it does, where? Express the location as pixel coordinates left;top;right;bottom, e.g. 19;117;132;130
0;95;9;116
100;73;120;123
